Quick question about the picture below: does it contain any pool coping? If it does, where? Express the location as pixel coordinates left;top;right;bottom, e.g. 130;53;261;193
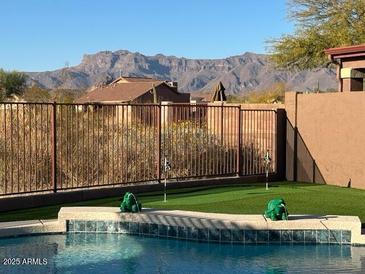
1;207;364;246
0;219;65;238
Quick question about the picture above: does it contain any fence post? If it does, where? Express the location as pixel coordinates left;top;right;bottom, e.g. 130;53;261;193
51;102;57;193
236;106;241;176
220;103;224;145
293;92;298;182
276;108;287;180
157;104;161;183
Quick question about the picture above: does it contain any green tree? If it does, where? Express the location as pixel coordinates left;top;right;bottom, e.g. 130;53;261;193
269;0;365;70
0;69;27;99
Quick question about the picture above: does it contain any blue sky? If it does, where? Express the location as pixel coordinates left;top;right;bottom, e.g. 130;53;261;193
0;0;293;72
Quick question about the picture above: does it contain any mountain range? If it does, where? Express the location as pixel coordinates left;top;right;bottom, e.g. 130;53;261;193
26;50;337;94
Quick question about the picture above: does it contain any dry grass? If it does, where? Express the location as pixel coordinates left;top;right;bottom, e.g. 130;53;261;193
0;105;262;195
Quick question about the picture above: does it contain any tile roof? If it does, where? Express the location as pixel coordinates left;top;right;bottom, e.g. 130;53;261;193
76;81;163;103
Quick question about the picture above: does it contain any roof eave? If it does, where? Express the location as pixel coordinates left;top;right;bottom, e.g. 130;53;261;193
325;44;365;61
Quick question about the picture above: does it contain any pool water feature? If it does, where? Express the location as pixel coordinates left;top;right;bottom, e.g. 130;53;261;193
0;233;364;274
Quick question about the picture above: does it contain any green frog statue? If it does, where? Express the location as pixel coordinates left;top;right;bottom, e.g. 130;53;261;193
120;192;142;213
264;198;288;221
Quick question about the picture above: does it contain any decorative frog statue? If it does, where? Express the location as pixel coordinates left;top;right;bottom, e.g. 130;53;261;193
264;198;288;221
120;192;142;213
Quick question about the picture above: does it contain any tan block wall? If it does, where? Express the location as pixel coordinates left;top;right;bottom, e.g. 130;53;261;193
206;103;279;171
240;103;285;110
285;92;365;189
206;103;239;148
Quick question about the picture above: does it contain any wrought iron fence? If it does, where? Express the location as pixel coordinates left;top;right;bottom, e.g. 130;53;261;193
0;102;278;196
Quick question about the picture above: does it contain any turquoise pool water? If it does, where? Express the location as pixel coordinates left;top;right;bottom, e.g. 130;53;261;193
0;233;364;273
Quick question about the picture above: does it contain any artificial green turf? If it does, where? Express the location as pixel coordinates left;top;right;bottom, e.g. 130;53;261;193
1;182;365;224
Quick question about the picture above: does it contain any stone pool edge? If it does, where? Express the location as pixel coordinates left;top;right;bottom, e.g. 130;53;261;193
0;219;65;238
0;207;364;246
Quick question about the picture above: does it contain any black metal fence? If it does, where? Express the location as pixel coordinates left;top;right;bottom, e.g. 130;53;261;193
0;102;278;196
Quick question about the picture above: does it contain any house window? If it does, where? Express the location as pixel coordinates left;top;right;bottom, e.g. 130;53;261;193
346;68;365;92
351;78;364;91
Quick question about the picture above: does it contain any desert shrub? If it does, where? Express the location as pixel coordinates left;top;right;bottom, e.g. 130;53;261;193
227;82;286;104
0;104;52;194
23;86;51;102
0;104;268;195
161;120;237;179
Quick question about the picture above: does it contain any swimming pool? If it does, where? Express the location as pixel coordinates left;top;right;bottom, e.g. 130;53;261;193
0;233;364;273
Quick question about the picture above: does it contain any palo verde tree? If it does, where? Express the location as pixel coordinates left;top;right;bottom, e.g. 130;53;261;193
0;69;27;100
269;0;365;70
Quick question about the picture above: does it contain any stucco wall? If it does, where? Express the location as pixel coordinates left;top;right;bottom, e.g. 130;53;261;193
286;92;365;189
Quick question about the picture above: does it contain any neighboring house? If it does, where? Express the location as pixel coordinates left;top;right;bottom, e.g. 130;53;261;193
325;44;365;92
75;76;190;104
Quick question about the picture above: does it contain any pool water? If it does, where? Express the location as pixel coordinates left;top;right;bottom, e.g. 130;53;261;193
0;233;364;274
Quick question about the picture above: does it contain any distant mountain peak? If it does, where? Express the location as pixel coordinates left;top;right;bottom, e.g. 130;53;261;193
26;50;337;93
